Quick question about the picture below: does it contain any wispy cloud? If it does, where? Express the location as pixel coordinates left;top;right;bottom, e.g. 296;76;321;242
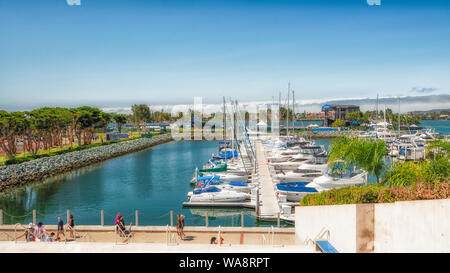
411;87;438;93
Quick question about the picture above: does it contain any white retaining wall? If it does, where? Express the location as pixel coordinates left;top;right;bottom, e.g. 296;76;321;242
295;199;450;253
374;199;450;252
295;204;357;253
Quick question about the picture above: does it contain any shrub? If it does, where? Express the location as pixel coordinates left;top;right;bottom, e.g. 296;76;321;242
5;157;32;165
300;182;449;206
383;161;420;188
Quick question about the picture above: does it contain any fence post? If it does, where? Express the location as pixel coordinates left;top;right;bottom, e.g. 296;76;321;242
241;211;244;228
277;212;280;228
170;210;173;227
32;210;36;225
135;210;139;226
101;210;104;226
205;211;208;228
0;209;2;225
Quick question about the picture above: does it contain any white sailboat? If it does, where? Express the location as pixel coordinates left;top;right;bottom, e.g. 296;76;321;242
305;171;368;190
188;186;250;202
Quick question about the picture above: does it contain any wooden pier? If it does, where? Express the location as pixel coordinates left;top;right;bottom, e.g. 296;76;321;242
254;141;280;221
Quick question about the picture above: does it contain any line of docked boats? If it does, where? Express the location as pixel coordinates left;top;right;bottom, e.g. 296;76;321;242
358;123;441;161
188;141;255;202
186;134;369;204
261;135;368;202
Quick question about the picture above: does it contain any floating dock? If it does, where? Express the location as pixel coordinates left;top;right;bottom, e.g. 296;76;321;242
182;202;255;209
254;141;280;221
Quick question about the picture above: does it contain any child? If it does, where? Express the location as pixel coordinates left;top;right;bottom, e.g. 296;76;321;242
46;232;55;242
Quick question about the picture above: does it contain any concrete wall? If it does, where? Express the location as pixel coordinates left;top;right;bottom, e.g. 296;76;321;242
295;199;450;253
374;199;450;252
295;204;357;253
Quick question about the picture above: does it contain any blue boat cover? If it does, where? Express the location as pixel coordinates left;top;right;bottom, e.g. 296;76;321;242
215;150;238;159
228;182;248;187
278;182;310;186
193;186;221;194
196;175;220;181
276;183;318;193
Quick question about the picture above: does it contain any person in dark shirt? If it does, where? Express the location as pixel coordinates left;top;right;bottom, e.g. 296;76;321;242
56;217;66;241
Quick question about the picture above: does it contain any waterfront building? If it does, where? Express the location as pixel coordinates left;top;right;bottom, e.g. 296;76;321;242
322;104;360;127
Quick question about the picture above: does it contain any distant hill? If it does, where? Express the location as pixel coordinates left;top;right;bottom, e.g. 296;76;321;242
410;109;450;114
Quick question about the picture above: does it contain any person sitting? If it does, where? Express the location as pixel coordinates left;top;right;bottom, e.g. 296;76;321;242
15;223;35;242
115;212;121;233
118;215;127;234
210;236;217;244
46;232;55;242
118;215;132;243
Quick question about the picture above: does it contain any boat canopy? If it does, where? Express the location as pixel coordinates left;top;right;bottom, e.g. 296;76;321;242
193;186;221;194
196;175;220;181
277;183;318;192
228;182;248;187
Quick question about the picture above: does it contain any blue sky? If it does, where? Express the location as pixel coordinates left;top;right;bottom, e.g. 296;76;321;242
0;0;449;110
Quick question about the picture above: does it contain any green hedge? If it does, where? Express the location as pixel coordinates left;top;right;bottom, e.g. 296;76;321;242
300;182;449;206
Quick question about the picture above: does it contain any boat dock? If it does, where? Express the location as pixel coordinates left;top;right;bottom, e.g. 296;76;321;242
254;141;281;221
182;202;255;209
182;140;285;223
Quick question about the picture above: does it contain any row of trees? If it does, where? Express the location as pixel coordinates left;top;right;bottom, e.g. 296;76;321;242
131;104;182;124
344;110;420;126
0;107;129;159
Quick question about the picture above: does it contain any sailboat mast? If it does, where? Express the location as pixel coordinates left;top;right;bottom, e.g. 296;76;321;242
292;89;295;135
398;97;401;136
287;83;290;137
376;93;379;122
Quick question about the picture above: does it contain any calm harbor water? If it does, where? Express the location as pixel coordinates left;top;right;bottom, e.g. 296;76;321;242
0;141;285;227
420;120;450;136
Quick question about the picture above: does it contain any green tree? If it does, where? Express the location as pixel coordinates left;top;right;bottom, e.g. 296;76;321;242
113;114;128;133
328;136;388;183
331;119;346;127
345;111;361;122
131;104;151;124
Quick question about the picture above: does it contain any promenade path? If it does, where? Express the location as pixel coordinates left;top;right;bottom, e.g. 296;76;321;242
0;226;315;252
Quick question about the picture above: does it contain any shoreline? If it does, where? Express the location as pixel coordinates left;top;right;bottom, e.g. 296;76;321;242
0;134;173;192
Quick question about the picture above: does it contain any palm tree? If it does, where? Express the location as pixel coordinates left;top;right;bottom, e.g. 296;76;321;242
328;136;388;183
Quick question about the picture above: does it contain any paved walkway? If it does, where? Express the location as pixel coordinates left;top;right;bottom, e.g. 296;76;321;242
0;241;315;253
0;226;315;252
255;141;280;220
0;229;295;245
